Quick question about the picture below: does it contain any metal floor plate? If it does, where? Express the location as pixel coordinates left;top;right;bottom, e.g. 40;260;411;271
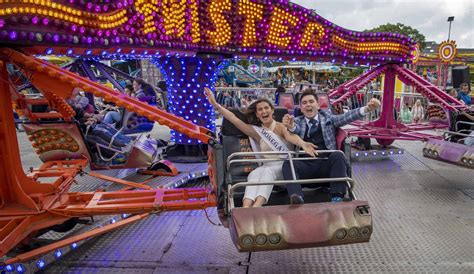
13;132;474;273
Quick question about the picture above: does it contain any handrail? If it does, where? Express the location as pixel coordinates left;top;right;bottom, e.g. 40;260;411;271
227;177;354;210
227;150;343;182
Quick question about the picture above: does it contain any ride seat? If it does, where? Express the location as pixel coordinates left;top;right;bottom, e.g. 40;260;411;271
278;93;295;111
317;93;330;110
221;107;289;184
119;108;154;135
138;95;156;105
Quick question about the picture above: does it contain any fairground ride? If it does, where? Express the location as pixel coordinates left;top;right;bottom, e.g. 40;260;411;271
0;0;421;270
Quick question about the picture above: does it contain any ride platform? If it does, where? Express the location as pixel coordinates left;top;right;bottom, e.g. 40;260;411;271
351;144;405;160
14;134;474;273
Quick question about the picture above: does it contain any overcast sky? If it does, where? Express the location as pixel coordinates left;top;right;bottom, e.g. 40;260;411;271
292;0;473;48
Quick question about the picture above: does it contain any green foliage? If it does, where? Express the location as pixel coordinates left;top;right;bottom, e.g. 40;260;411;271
365;23;426;49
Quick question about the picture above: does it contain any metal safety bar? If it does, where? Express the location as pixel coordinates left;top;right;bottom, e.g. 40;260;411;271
455;121;474;132
226;150;352;210
227;149;342;181
227;177;354;210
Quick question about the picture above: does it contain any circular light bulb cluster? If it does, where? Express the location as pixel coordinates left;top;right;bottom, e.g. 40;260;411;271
438;40;457;63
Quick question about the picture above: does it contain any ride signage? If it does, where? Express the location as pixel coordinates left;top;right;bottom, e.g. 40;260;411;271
0;0;415;64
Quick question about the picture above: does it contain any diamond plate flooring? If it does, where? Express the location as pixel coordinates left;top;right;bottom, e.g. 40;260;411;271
14;132;474;273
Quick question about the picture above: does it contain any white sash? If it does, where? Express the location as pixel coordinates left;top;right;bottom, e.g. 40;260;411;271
249;124;289;160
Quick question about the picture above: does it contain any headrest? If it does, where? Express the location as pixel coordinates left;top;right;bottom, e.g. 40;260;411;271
221;107;288;136
317;93;329;110
278;93;295;109
294;92;330;114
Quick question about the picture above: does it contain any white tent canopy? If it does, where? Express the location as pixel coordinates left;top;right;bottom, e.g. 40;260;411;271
264;62;341;73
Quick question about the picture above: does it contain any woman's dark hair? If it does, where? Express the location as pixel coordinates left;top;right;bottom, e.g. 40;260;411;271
242;97;275;126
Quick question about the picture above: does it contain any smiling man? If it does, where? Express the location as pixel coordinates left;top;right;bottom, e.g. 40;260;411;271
282;88;380;204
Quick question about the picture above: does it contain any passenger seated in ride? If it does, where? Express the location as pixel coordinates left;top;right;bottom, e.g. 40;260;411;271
460;111;474;146
67;93;132;151
102;85;133;125
68;88;94;114
282;88;381;204
204;87;317;208
133;78;155;103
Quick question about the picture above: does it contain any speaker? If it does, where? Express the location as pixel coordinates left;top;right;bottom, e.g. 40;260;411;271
452;66;470;89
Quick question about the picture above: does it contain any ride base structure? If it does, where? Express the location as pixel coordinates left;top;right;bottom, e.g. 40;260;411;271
328;63;466;146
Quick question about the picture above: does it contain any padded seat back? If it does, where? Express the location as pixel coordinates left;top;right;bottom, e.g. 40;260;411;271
120;108;154;134
221;107;288;183
317;93;330;110
221;109;255;183
278;93;295;111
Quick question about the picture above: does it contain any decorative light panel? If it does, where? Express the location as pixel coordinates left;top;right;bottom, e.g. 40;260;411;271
0;0;416;64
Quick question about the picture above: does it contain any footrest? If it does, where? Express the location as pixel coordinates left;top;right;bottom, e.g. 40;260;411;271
229;200;372;252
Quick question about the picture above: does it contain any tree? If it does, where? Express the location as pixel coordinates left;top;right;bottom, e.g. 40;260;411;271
365;23;426;49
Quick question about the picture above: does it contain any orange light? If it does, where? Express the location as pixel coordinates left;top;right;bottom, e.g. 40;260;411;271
206;0;232;46
238;0;263;47
300;22;325;49
267;7;299;48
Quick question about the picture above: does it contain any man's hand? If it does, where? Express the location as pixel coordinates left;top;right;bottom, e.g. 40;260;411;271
301;142;318;157
366;98;381;112
282;114;295;129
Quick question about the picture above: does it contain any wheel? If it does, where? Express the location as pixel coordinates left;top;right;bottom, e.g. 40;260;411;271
148;161;173;172
376;138;394;147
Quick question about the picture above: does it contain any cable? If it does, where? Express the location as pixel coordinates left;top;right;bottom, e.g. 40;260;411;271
203;208;222;226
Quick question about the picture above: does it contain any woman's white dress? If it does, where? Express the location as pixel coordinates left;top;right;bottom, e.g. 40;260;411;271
243;122;287;204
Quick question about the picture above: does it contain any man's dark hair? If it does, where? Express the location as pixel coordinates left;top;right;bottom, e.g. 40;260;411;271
134;78;148;88
125;84;133;91
300;88;318;102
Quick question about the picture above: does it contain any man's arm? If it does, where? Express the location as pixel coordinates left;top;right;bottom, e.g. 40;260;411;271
282;114;303;135
332;98;380;128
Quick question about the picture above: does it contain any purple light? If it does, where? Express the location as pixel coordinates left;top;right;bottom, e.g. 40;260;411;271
0;19;5;28
9;31;17;40
31;16;39;24
53;34;60;42
42;18;49;26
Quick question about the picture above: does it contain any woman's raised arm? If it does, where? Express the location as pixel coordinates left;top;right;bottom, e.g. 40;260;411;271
204;87;259;140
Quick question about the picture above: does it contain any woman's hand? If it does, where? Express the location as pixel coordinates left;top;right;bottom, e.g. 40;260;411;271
301;141;318;157
204;87;218;107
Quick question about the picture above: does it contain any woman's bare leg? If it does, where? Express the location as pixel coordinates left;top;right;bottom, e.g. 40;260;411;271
253;196;267;207
243;198;254;208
